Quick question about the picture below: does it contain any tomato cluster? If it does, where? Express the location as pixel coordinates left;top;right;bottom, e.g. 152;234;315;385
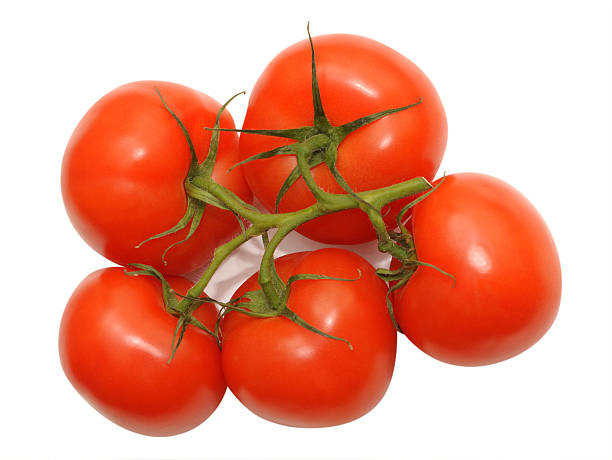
59;30;561;436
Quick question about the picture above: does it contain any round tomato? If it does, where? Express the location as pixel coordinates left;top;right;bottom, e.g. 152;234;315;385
61;81;252;275
221;248;397;427
240;34;447;244
393;173;562;366
59;267;225;436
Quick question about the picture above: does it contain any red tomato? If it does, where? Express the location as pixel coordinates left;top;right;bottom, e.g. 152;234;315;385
393;173;561;366
59;267;225;436
240;34;447;244
221;248;397;427
61;81;252;275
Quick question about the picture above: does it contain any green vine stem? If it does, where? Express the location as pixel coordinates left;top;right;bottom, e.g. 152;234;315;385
173;173;432;316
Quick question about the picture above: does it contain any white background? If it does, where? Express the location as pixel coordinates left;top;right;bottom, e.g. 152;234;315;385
1;1;610;459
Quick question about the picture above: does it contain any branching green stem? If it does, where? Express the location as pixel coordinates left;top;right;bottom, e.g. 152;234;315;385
172;174;432;316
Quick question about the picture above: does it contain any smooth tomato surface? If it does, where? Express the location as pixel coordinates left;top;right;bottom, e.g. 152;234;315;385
393;173;561;366
61;81;252;275
240;34;447;244
59;267;225;436
221;248;397;427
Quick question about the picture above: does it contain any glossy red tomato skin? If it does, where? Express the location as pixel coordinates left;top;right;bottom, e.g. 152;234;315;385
59;267;225;436
240;34;447;244
221;249;397;427
61;81;252;275
393;173;562;366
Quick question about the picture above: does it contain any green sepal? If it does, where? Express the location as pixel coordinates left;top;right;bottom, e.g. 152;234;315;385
396;176;441;231
227;143;301;173
124;263;180;313
384;274;413;331
206;125;317;142
282;270;362;304
198;91;245;177
134;197;207;266
281;306;353;350
135;197;195;248
168;316;188;364
375;262;418;331
276;269;360;349
306;22;332;132
285;271;362;289
404;260;456;286
334;98;423;141
154;87;198;176
159;201;204;265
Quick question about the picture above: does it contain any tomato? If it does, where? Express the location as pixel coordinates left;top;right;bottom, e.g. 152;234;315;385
61;81;252;275
59;267;225;436
239;34;447;244
221;248;397;427
393;173;562;366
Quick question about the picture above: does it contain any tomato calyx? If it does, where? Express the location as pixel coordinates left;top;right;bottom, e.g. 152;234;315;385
125;264;220;361
370;178;456;329
221;271;361;349
135;91;251;264
214;24;423;215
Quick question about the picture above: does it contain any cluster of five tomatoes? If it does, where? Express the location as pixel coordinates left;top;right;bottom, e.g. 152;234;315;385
59;33;561;436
